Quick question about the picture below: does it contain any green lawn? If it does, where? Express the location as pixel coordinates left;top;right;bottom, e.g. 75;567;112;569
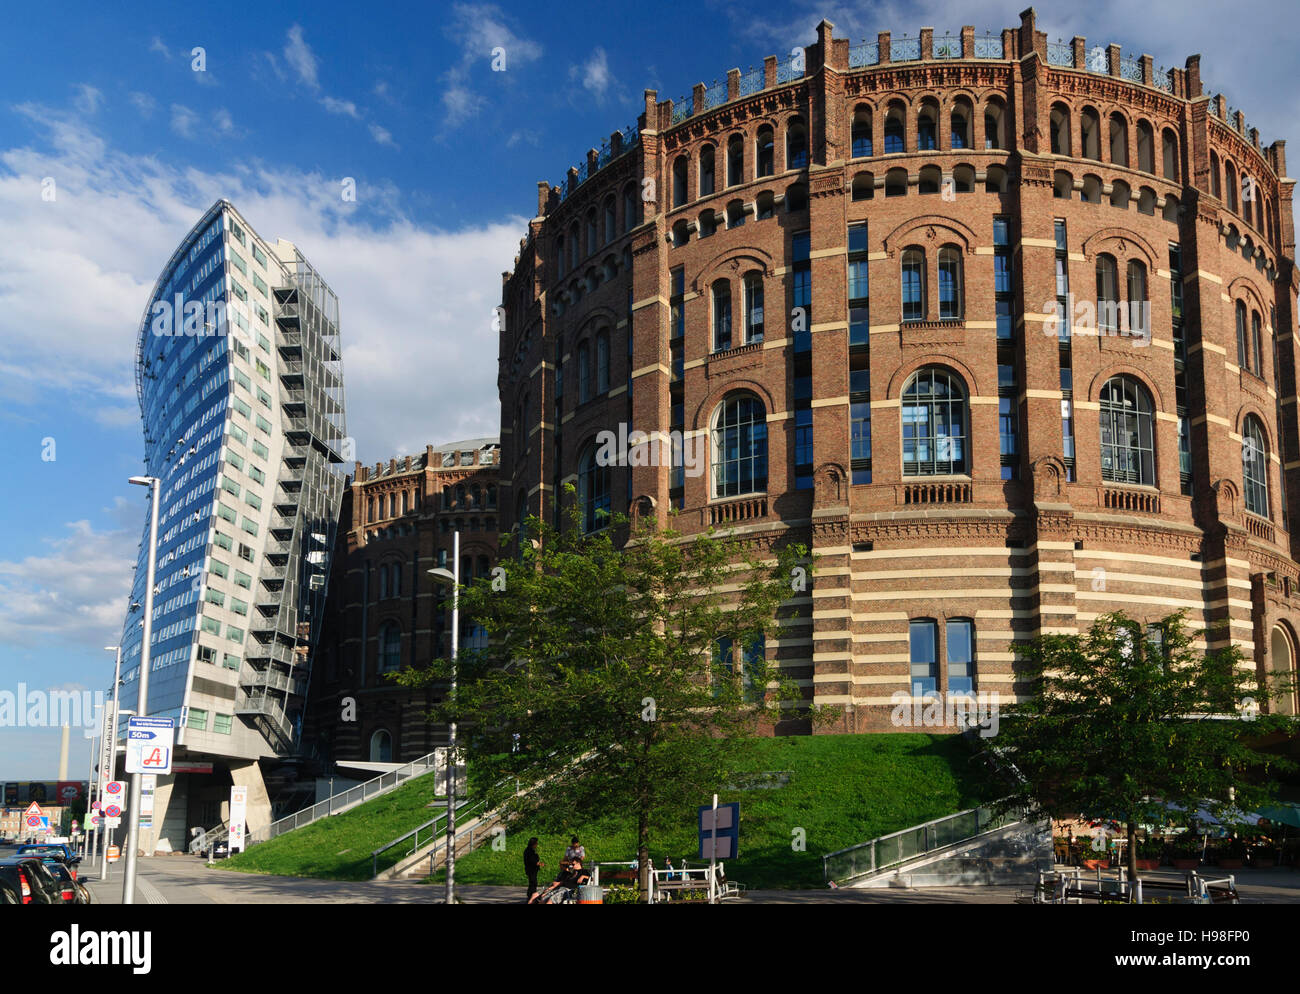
217;772;449;880
448;733;996;889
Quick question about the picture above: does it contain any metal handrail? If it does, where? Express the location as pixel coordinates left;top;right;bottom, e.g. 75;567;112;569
822;796;1026;885
370;795;482;878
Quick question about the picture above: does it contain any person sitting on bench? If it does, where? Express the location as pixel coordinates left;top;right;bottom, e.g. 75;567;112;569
529;858;590;904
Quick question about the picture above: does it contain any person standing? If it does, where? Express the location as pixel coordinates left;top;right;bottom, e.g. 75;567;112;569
524;837;543;903
563;836;586;868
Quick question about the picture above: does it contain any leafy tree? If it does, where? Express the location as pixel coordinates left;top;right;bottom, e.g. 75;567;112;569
394;493;821;894
997;611;1294;878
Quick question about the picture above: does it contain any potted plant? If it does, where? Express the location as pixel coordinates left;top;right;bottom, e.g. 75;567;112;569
1217;837;1247;870
1134;837;1163;871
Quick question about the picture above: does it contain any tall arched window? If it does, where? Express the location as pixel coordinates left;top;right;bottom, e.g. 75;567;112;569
1243;415;1269;517
1099;375;1155;485
1225;161;1238;211
1210;151;1222;199
727;134;744;186
586;209;598;253
699;144;715;196
1096;254;1119;332
712;393;768;497
901;247;926;322
938;246;963;319
595;330;610;394
1050;103;1071;155
851;106;873;157
1108;113;1129;166
578;443;610;532
1236;300;1249;369
756;126;774;177
1136;120;1154;172
712;280;732;352
369;729;392;762
917;101;938;151
603;197;616;242
378;623;402;673
786;117;808;169
983;100;1006;150
378;562;389;598
950;99;971;150
1251;310;1264;377
1080;107;1100;159
884;103;905;154
672;155;689;207
1126;260;1147;335
902;367;967;475
391;562;401;597
577;340;591;403
622;184;637;232
1161;128;1179;180
743;272;764;344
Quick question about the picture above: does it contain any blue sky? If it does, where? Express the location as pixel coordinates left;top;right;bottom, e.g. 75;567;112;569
1;0;1294;776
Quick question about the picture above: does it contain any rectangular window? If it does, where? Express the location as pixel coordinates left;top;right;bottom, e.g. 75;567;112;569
792;231;811;351
909;620;938;696
226;451;244;471
210;560;229;579
249;466;265;485
252;244;266;267
229;424;247;445
204;589;225;608
217;503;237;524
201;616;221;635
229;250;247;275
245;492;262;511
230;598;248;616
946;619;975;694
232;397;252;419
255;415;272;434
233;369;251;391
223;652;240;671
187;708;209;731
256;388;271;408
240;517;258;536
214;532;233;551
670;267;686;340
255;359;270;381
252;440;269;459
234;570;252;589
252;273;268;296
214;713;233;734
226;625;244;643
850;402;872;461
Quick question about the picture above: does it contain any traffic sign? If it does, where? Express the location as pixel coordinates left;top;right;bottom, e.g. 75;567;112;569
91;800;101;811
698;801;740;859
106;817;121;829
105;780;124;797
125;717;174;774
26;815;41;828
23;801;43;821
88;814;102;827
105;804;121;818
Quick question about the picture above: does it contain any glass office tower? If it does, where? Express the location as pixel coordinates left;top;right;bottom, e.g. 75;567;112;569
116;201;346;839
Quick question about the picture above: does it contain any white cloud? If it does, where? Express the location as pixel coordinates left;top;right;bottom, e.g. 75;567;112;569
442;85;484;126
128;92;156;117
369;123;397;148
169;103;198;139
284;23;319;90
438;3;542;126
321;96;361;118
73;85;102;115
149;36;172;60
214;108;236;135
573;47;613;97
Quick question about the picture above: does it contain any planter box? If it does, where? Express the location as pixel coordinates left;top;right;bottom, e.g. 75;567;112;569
1218;858;1244;869
1081;859;1109;871
1135;859;1160;870
1171;858;1200;869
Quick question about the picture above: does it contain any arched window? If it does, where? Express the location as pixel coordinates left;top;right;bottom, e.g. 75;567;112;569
1126;260;1147;336
391;562;401;597
1050;103;1071;155
672;155;689;208
1137;187;1156;215
938;246;963;320
699;209;717;238
917;101;938;151
884;102;905;154
555;235;565;278
1162;194;1180;223
1080;107;1100;159
852;172;874;200
569;224;579;268
1081;174;1102;203
699;144;715;196
786;117;808;169
401;491;409;514
901;247;926;322
755;191;775;219
671;220;689;247
596;330;610;394
756;125;774;177
1137;121;1155;172
1110;179;1131;209
368;497;375;522
985;164;1008;194
1096;254;1119;331
712;393;767;497
727;134;744;186
712;279;732;351
486;484;497;509
578;443;610;533
586;209;598;253
1053;170;1073;199
1244;416;1269;517
885;167;908;197
1162;129;1179;181
1236;300;1249;369
950;99;972;150
918;165;941;194
623;184;637;232
470;483;481;508
902;367;967;475
952;164;975;192
983;100;1006;150
851;106;873;157
603;197;616;242
378;562;389;598
1252;310;1264;377
1099;375;1155;485
1225;161;1238;211
577;340;591;403
378;623;402;673
442;486;451;511
784;182;808;212
455;483;467;508
369;729;392;762
726;199;746;228
1210;151;1222;199
743;272;764;344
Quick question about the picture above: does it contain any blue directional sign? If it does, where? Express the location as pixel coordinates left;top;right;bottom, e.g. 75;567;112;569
125;716;175;774
698;802;739;859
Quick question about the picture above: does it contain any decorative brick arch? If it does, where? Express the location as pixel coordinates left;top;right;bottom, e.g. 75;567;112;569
691;379;776;433
881;214;979;256
1080;227;1158;268
886;354;981;399
1087;364;1166;413
1227;276;1268;316
692;247;776;291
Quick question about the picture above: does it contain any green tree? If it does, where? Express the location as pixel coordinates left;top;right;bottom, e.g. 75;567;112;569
997;611;1294;878
394;494;821;893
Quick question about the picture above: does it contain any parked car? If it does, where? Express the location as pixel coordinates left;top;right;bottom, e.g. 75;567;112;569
0;867;29;904
40;860;85;904
0;857;62;904
16;844;81;879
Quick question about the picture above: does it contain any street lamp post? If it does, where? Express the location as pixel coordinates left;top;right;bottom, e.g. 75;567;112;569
427;529;460;906
100;645;122;881
122;475;160;904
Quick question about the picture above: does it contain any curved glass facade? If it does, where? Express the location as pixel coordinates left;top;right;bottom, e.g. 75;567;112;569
117;200;347;760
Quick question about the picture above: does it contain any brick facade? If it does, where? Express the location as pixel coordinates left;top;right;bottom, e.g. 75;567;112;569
498;12;1300;733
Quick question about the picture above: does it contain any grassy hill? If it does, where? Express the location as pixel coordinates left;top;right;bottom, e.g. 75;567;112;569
443;733;995;890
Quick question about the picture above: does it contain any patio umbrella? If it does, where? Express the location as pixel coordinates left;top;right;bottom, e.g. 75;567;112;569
1257;803;1300;829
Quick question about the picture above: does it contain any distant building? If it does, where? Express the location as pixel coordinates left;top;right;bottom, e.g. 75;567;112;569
305;439;500;768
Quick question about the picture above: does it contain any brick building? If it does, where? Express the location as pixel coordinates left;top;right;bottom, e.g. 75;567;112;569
497;11;1300;733
305;438;500;764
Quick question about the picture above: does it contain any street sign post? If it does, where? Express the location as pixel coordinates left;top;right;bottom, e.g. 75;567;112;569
229;787;248;854
699;798;739;902
125;717;174;774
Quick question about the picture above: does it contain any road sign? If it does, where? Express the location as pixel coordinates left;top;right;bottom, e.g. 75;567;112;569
23;801;43;821
90;800;101;812
88;814;102;827
229;787;248;854
106;817;121;829
26;815;41;828
105;804;121;818
125;717;174;774
104;780;124;798
71;820;78;832
698;801;740;859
